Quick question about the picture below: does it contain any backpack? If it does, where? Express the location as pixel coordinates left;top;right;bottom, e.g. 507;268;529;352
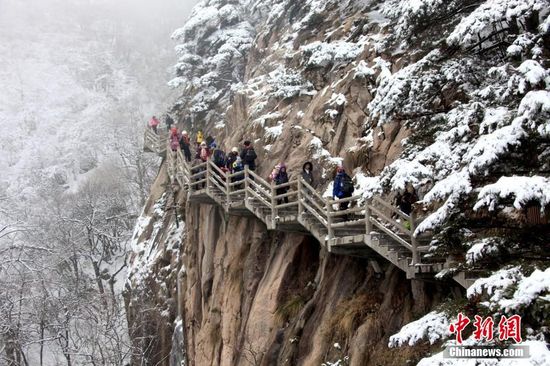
232;160;243;171
205;135;214;147
213;149;226;166
341;175;355;195
245;148;257;161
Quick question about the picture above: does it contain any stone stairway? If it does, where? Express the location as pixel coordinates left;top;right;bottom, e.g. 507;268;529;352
144;131;477;289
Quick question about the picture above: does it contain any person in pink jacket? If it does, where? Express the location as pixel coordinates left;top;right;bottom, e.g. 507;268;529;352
170;127;180;152
148;116;160;134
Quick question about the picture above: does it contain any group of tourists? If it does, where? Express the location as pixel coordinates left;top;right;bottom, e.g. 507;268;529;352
165;126;258;188
148;116;422;217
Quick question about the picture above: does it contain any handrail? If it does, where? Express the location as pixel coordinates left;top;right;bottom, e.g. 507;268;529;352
208;159;227;177
190;170;207;180
300;178;325;203
189;162;207;172
226;170;245;179
329;205;365;217
371;196;411;222
273;190;298;200
301;190;327;216
247;169;272;191
327;193;363;205
189;178;207;188
228;180;245;187
272;180;295;190
369;205;411;236
246;186;272;208
248;179;272;201
330;218;367;228
208;175;227;194
210;171;227;188
228;188;246;196
301;199;329;227
274;201;299;210
369;216;413;250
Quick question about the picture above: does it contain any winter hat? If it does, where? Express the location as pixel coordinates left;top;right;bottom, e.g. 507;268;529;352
182;130;188;135
231;147;239;153
200;141;207;147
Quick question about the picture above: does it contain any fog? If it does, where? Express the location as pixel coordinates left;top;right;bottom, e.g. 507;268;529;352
0;1;199;363
0;0;199;94
0;0;199;193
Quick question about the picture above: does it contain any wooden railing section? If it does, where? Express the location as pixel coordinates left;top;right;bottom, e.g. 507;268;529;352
143;127;168;155
146;136;474;288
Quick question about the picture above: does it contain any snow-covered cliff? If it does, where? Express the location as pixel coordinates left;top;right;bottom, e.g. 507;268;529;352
125;0;550;365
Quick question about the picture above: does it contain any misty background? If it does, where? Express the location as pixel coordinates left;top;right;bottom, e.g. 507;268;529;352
0;0;198;196
0;0;198;364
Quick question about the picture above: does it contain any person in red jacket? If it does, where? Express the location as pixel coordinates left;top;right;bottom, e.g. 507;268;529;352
148;116;160;134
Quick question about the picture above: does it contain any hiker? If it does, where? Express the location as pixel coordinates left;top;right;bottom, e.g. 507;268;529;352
240;140;257;171
148;116;160;134
205;135;215;148
273;163;290;205
170;127;180;152
196;130;204;145
395;185;418;216
332;166;355;215
301;161;314;187
231;156;245;189
197;141;211;162
211;144;226;167
226;147;239;171
179;131;192;162
165;114;175;131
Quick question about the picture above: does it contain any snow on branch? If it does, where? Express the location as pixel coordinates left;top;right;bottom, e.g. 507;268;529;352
267;66;316;99
446;0;548;47
466;237;503;265
474;176;550;211
389;311;451;347
381;0;457;39
467;266;550;314
301;40;364;68
368;50;470;126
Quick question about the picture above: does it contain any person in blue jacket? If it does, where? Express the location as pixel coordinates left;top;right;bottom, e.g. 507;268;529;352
332;166;354;214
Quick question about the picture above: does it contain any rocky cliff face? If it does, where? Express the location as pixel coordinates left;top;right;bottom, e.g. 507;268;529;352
125;0;550;365
125;172;449;366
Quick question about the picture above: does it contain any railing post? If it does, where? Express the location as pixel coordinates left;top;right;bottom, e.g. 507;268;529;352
206;160;211;193
297;179;303;217
326;198;334;249
365;203;373;235
244;165;249;202
271;181;277;229
167;139;175;184
410;207;419;265
225;171;231;210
